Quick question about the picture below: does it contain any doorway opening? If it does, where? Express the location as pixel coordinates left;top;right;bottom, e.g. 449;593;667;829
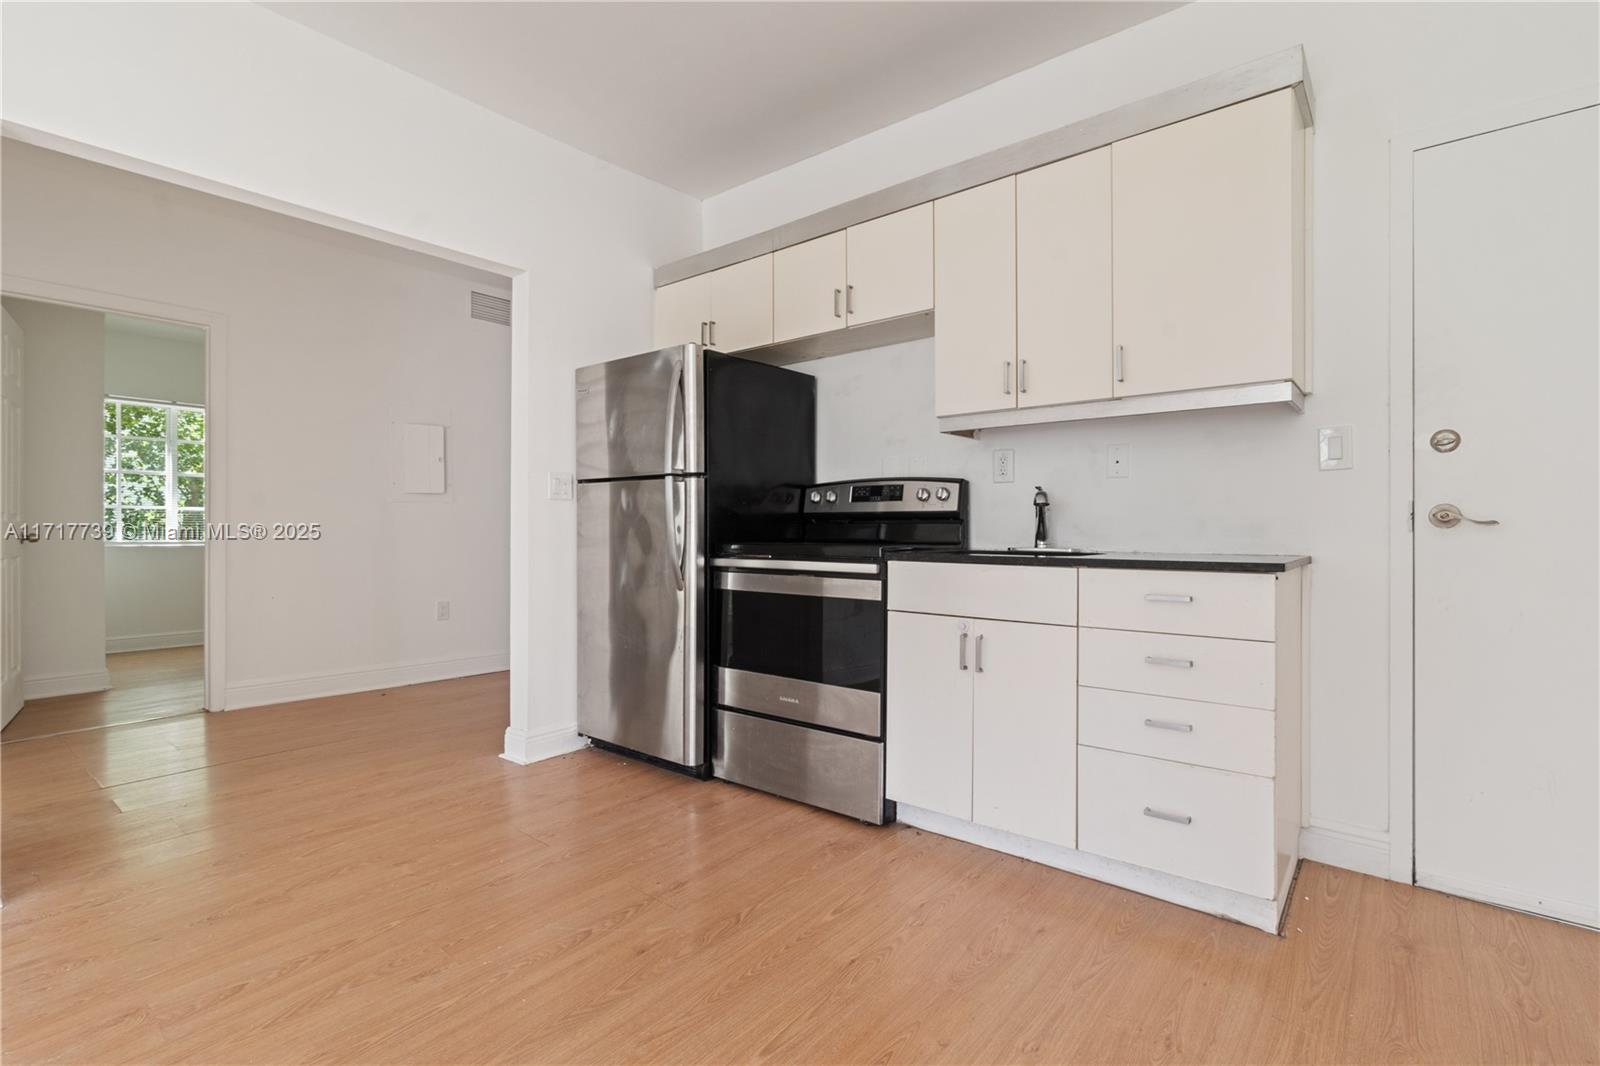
1;299;209;742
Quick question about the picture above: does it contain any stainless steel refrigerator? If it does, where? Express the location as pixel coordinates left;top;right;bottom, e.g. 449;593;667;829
575;344;814;775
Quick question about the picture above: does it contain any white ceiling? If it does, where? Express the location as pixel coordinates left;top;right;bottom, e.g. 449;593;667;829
263;2;1179;199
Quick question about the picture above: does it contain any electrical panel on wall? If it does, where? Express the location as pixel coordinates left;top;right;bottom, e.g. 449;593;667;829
402;422;446;493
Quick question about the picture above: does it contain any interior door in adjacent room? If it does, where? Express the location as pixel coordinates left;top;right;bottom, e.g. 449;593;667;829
1;308;23;727
1413;104;1599;927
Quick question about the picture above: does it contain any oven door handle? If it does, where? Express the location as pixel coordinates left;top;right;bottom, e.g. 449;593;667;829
711;557;880;575
715;570;882;602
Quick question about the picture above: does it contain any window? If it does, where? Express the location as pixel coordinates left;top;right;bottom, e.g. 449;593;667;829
104;398;205;542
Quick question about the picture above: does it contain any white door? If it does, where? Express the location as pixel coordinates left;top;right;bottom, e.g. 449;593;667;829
972;620;1077;847
1111;89;1304;397
707;255;772;353
773;232;846;343
1;308;23;728
846;203;932;327
885;611;974;819
1414;105;1599;927
1017;147;1113;407
933;177;1016;417
653;274;711;349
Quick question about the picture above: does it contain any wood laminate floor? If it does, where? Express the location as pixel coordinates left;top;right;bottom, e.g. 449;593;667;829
2;672;1595;1064
3;646;204;743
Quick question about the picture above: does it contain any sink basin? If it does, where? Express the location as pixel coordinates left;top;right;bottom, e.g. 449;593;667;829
968;547;1103;558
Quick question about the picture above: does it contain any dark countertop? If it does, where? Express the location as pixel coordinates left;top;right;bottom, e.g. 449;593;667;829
889;548;1310;574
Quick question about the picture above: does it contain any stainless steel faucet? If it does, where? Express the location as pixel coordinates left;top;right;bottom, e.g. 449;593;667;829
1032;486;1050;548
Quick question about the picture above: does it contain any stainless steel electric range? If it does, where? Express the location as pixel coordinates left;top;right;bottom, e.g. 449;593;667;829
709;478;968;824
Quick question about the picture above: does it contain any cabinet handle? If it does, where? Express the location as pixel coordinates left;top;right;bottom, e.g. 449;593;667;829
708;321;716;346
833;288;843;318
1114;344;1125;383
846;284;855;314
1143;593;1194;604
1019;359;1029;394
1144;655;1194;669
1002;361;1013;396
700;321;708;346
1143;807;1192;826
975;633;985;673
958;630;969;671
1144;718;1194;733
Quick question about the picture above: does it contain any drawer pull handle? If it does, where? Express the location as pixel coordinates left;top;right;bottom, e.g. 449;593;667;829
1144;718;1194;733
958;630;969;671
1143;807;1192;826
1144;655;1194;669
1144;593;1194;604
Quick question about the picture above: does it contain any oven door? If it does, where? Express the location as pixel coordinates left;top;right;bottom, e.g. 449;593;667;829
713;562;884;738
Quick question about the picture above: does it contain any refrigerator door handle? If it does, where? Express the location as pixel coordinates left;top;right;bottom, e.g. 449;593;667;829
666;353;685;473
669;476;686;592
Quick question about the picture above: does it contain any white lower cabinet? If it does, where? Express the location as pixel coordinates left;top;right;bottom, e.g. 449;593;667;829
1078;746;1276;898
887;560;1305;933
972;619;1077;848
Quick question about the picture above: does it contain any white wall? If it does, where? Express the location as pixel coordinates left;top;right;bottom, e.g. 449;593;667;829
4;143;516;704
1;2;699;741
104;317;206;653
702;2;1600;860
0;297;108;695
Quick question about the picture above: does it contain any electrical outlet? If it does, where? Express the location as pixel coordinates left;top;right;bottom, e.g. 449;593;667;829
436;600;451;622
1107;444;1131;479
993;448;1015;483
547;472;574;500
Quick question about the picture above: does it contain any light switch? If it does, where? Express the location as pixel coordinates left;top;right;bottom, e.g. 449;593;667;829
1318;426;1353;471
402;423;446;493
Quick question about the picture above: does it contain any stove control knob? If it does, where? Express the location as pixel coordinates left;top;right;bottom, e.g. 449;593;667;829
915;487;932;502
935;487;951;502
808;490;822;504
823;489;838;504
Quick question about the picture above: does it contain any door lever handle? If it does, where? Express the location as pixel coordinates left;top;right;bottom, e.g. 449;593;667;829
1428;503;1499;529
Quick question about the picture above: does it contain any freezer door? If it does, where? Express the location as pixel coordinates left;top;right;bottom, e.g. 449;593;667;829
576;475;705;768
575;346;704;480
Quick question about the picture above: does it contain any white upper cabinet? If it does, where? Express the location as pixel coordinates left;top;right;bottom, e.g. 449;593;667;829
653;273;711;349
773;232;846;343
1111;88;1305;397
1016;147;1113;407
846;203;933;327
707;255;773;352
934;177;1017;417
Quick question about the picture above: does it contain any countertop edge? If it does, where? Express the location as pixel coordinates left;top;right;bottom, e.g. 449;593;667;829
888;551;1312;574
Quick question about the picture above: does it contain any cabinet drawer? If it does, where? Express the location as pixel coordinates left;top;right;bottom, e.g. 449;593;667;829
888;562;1077;626
1079;746;1276;897
1079;628;1274;710
1079;687;1274;777
1080;569;1275;640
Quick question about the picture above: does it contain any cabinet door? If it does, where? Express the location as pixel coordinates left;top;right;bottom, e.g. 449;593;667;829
972;620;1077;848
773;232;846;343
934;177;1016;417
846;203;933;327
1111;88;1304;397
653;274;711;349
1017;148;1112;407
886;611;974;819
708;255;773;352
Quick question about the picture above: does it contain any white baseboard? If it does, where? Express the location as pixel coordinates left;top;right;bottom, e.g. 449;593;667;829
106;630;203;654
1299;821;1391;879
897;803;1289;934
223;652;508;710
501;723;589;765
22;668;112;701
1418;871;1599;929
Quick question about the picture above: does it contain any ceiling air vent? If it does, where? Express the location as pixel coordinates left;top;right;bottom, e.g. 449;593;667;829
470;291;511;326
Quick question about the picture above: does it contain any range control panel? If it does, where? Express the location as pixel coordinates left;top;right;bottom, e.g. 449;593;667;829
802;478;964;514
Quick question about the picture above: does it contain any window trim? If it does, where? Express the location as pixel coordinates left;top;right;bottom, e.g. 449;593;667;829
105;394;205;545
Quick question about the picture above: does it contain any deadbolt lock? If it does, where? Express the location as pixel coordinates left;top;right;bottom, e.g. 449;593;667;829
1429;428;1461;453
